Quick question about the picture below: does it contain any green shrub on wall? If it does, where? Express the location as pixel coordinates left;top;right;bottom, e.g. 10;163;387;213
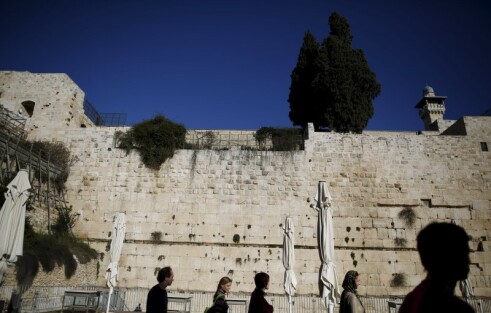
116;115;187;170
254;127;303;151
51;205;77;236
12;140;71;191
30;141;70;171
31;141;71;191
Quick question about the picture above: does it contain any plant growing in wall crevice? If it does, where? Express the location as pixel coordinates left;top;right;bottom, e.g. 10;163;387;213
390;273;406;287
151;231;162;243
115;115;187;170
197;130;216;149
51;205;78;236
394;237;407;247
30;141;71;191
233;234;240;243
398;207;416;227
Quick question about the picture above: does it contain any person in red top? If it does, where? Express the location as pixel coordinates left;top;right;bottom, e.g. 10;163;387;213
248;272;274;313
399;222;474;313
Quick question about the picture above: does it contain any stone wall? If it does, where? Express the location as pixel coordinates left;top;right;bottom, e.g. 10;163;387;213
0;71;94;141
51;123;490;297
0;71;490;298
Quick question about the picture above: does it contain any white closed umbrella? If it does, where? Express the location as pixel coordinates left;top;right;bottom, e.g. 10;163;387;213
0;170;31;285
313;181;340;313
105;212;126;313
283;217;297;313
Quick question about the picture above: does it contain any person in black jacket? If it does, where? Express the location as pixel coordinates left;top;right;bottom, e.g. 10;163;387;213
210;276;232;313
146;267;174;313
248;272;273;313
399;223;474;313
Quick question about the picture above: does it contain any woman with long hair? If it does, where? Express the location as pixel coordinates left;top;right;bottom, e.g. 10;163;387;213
339;270;365;313
210;276;232;313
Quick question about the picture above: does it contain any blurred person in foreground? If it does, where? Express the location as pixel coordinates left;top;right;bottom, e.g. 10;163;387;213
399;222;474;313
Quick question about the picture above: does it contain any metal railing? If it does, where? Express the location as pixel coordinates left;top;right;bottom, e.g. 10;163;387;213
83;100;105;126
99;113;127;127
1;286;488;313
0;131;64;178
0;127;68;232
184;131;304;151
0;105;28;140
0;286;127;313
83;100;126;127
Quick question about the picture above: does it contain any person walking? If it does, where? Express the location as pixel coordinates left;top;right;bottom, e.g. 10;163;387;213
399;222;474;313
207;276;232;313
146;267;174;313
339;270;365;313
248;272;274;313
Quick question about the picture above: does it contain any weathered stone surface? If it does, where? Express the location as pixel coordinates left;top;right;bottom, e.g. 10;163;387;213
1;71;490;297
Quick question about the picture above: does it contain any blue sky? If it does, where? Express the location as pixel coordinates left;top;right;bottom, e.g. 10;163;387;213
1;0;490;131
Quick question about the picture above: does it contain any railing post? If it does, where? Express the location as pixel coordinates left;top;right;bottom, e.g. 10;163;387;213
47;153;51;235
28;143;33;183
38;149;42;217
32;291;39;313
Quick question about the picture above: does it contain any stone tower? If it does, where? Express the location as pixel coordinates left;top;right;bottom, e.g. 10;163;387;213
415;85;447;131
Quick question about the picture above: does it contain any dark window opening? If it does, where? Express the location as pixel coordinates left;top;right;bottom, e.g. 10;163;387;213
481;142;489;152
21;100;35;117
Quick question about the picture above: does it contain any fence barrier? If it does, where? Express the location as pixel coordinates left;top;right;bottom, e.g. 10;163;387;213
1;286;488;313
183;130;304;151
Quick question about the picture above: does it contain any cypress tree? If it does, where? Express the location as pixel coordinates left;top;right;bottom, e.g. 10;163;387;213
288;12;381;133
288;31;322;129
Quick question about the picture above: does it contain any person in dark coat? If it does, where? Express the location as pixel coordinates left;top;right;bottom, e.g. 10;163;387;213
248;272;273;313
339;270;365;313
146;266;174;313
209;276;232;313
399;222;475;313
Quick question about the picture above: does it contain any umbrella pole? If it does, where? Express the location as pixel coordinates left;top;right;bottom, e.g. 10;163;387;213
106;287;113;313
328;299;334;313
